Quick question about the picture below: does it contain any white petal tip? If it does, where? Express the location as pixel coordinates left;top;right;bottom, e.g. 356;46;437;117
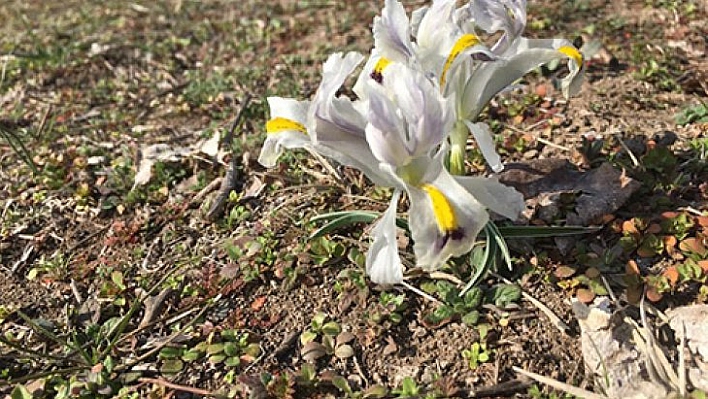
490;163;504;173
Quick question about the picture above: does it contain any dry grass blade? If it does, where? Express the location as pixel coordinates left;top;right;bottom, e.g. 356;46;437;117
512;366;607;399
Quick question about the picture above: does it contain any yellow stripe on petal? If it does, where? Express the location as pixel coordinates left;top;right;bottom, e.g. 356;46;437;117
558;45;583;67
266;117;307;135
421;184;459;233
370;57;392;84
440;34;480;87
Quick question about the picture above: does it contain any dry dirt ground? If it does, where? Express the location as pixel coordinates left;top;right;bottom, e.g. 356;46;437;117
1;0;707;398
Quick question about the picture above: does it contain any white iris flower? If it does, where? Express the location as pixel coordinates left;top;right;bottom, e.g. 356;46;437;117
361;63;523;285
445;0;585;173
359;0;585;175
260;52;386;185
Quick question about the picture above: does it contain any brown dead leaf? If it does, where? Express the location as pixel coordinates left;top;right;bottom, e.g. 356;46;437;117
626;260;641;275
383;335;398;356
554;266;576;279
576;288;596;303
498;160;641;226
696;216;708;228
622;220;639;235
600;214;616;224
663;266;679;286
663;235;678;256
646;286;663;302
251;296;267;312
585;267;601;279
626;284;643;305
661;211;680;219
646;223;662;234
680;237;707;257
301;342;328;362
698;260;708;273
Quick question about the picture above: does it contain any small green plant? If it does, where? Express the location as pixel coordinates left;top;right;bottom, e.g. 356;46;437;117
391;377;420;398
331;374;388;398
527;384;575;399
368;292;407;325
422;281;484;327
461;342;492;369
675;103;708;126
308;236;348;264
159;329;260;374
300;313;354;361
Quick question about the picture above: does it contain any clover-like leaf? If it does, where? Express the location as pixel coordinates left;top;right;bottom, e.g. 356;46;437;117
334;344;355;359
301;341;328;362
300;330;318;346
321;321;341;336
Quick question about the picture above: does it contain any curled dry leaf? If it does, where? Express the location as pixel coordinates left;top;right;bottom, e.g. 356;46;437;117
626;259;641;275
250;296;267;312
622;220;639;235
698;260;708;273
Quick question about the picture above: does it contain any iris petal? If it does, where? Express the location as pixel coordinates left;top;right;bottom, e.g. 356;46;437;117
366;190;404;285
258;97;311;168
407;168;488;271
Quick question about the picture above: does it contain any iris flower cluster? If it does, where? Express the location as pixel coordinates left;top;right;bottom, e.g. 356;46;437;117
258;0;584;285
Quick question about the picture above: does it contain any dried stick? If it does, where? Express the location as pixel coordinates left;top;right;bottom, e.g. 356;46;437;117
205;94;252;222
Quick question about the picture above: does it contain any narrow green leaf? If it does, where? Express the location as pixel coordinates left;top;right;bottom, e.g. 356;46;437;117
10;384;33;399
495;225;598;238
309;211;408;239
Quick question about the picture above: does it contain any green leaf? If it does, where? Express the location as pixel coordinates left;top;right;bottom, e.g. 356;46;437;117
425;304;455;325
309;211;408;239
401;377;419;395
299;363;316;383
488;222;512;271
332;376;352;394
311;312;327;330
10;384;33;399
208;354;226;364
182;349;203;362
463;288;483;309
224;356;241;367
494;225;598;238
160;359;184;374
159;346;183;359
104;355;115;373
244;343;261;358
334;344;354;359
223;342;239;357
321;321;341;336
461;310;480;326
489;284;522;308
309;211;380;239
207;343;225;355
111;270;126;290
300;330;318;346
